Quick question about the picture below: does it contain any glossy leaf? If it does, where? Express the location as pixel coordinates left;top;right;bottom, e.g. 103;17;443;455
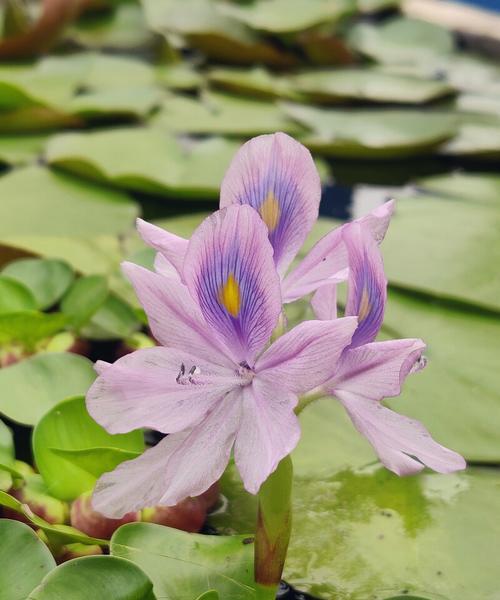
2;258;74;310
282;104;457;158
0;166;138;238
81;294;141;340
0;519;56;600
0;275;36;313
349;17;454;64
0;490;106;546
111;523;255;600
33;396;145;501
60;275;109;330
288;68;454;104
0;311;67;350
152;92;302;136
208;66;297;100
416;171;500;206
46;128;242;199
28;556;156;600
0;353;96;426
0;420;14;466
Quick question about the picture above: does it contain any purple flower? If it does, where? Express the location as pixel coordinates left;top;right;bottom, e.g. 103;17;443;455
87;205;357;517
137;132;395;304
312;223;466;475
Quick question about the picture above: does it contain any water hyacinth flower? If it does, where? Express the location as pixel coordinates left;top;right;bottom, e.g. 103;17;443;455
87;204;358;517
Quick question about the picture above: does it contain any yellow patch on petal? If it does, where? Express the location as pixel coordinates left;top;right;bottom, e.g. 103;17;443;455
358;288;371;321
219;273;241;317
259;191;280;232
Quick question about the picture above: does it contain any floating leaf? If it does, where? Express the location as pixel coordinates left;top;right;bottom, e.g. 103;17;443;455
439;122;500;159
0;311;67;350
384;194;500;310
46;128;242;198
142;0;295;66
153;92;302;136
416;171;500;206
348;17;454;64
67;87;163;120
0;166;138;237
0;520;56;600
220;0;354;34
208;66;297;100
288;68;454;104
60;275;109;330
0;353;96;426
2;258;74;310
283;104;457;158
28;556;156;600
111;523;255;600
0;419;14;466
0;275;36;313
0;135;46;165
0;490;106;546
33;396;144;501
156;63;203;91
82;294;141;340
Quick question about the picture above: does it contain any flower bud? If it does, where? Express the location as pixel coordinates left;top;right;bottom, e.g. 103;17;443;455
5;474;68;525
199;482;221;512
141;496;206;533
70;491;139;539
57;542;103;564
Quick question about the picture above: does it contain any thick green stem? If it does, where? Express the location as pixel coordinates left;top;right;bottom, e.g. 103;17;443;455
254;455;293;600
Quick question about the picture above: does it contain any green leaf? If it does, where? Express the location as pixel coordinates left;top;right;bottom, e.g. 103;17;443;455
0;311;67;350
156;63;203;92
208;66;297;100
220;0;354;33
0;520;56;600
0;419;14;466
0;135;46;166
284;467;500;599
142;0;295;67
111;523;255;600
0;353;96;426
0;166;138;237
67;87;163;120
153;92;302;136
416;171;500;206
195;593;220;600
0;275;36;313
28;556;156;600
2;258;74;310
288;68;454;104
46;128;243;199
282;104;457;158
61;275;109;330
439;121;500;159
383;194;500;310
82;293;141;340
33;396;144;501
0;490;106;546
348;17;454;64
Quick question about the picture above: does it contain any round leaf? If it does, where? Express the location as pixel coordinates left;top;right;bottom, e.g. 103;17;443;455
0;275;36;313
0;519;56;600
0;353;96;426
61;275;109;330
28;555;155;600
33;396;144;500
2;258;74;309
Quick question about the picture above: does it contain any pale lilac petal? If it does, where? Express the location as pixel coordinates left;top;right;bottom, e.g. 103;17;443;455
92;392;242;517
86;346;240;435
122;262;232;366
92;432;189;517
282;200;395;303
153;252;180;280
183;205;281;365
311;283;337;320
336;390;466;475
328;339;426;401
343;222;387;348
220;132;321;275
234;379;300;494
255;317;358;395
136;218;188;277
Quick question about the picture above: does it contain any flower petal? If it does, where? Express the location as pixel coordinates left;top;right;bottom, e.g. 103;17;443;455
343;222;387;348
122;262;231;366
234;379;300;495
311;283;337;320
335;390;466;476
282;200;395;303
86;346;240;435
183;205;282;366
220;132;321;275
136;218;188;277
256;317;358;395
92;392;242;517
328;339;426;401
